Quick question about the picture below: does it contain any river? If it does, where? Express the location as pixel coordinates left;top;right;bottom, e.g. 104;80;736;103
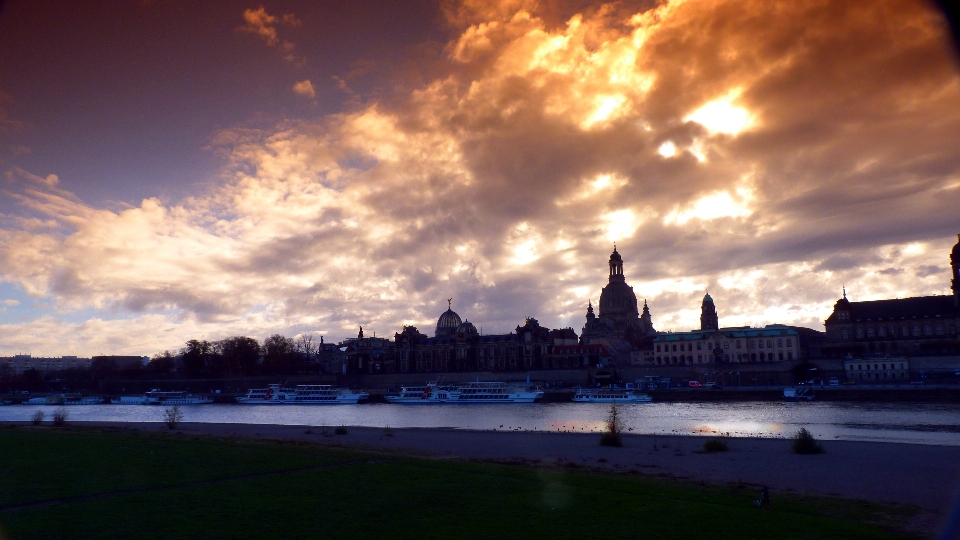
4;401;959;446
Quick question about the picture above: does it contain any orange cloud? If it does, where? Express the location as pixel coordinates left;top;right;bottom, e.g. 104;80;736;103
292;79;315;98
239;6;304;64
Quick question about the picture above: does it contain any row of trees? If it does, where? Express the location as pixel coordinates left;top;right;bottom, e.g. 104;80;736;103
148;334;325;377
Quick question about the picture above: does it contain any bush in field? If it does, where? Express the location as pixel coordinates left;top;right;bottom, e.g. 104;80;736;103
334;426;348;435
599;404;624;447
31;410;44;425
702;439;729;453
164;405;184;430
792;428;824;454
52;407;68;427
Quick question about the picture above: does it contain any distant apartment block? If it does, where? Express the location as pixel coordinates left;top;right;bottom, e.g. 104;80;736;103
0;354;92;375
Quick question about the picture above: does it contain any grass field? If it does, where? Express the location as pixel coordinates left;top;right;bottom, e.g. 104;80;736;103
0;426;924;540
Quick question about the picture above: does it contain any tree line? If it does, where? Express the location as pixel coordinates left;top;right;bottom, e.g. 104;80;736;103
147;334;325;377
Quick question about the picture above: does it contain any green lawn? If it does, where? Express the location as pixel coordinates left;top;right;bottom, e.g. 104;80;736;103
0;426;923;540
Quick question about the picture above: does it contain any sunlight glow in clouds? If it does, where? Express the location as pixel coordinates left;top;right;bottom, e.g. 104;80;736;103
658;141;677;157
663;187;755;225
685;89;754;135
603;209;640;241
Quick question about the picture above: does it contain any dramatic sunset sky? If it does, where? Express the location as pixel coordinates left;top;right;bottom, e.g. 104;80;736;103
1;0;959;356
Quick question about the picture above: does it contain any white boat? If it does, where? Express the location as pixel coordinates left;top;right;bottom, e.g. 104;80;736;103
236;384;293;404
386;381;543;404
454;381;543;403
286;385;368;404
111;395;149;405
385;382;460;403
110;389;211;405
237;384;367;404
572;389;652;403
61;393;104;405
20;394;103;405
143;391;213;405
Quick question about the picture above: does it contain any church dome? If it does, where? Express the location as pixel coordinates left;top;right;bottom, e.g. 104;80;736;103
702;292;714;304
599;281;639;317
436;306;462;337
456;320;478;338
952;233;960;259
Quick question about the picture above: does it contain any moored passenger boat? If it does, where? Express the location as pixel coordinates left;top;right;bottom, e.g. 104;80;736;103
61;393;105;405
286;385;368;404
572;388;652;403
145;391;212;405
23;393;105;405
237;384;367;404
387;381;542;403
236;384;293;404
454;381;542;403
385;382;459;403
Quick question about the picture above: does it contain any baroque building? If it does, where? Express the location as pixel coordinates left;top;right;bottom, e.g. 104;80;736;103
581;247;656;342
651;292;825;366
822;235;960;358
384;301;585;375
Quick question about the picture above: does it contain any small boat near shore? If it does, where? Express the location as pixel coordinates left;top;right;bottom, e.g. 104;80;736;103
572;388;652;403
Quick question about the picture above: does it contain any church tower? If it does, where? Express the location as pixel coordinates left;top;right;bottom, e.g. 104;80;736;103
700;292;719;331
952;234;960;307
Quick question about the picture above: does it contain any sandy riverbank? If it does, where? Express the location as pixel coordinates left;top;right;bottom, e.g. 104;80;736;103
41;419;958;517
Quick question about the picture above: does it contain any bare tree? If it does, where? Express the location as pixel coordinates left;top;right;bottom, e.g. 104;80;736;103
295;334;318;356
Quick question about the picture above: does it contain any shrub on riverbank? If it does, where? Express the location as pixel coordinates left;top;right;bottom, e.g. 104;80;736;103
792;428;824;454
31;410;44;425
163;406;183;429
51;407;67;427
599;404;624;447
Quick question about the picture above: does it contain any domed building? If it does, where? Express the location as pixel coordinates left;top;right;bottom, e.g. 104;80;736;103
582;247;655;341
456;320;478;339
435;299;462;338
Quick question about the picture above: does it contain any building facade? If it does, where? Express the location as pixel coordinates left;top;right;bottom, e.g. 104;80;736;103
823;235;960;358
844;357;910;383
651;325;812;366
0;355;93;375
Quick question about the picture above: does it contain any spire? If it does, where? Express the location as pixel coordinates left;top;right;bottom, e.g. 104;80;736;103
842;284;847;299
447;297;452;310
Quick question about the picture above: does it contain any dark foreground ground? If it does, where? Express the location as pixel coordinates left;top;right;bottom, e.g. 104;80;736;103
1;422;957;539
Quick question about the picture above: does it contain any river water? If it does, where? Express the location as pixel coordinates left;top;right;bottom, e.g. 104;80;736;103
4;401;959;446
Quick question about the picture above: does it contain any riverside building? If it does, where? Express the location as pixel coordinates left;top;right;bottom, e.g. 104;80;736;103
822;235;960;358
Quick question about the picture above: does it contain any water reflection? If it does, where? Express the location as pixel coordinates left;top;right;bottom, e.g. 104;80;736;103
3;401;959;446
